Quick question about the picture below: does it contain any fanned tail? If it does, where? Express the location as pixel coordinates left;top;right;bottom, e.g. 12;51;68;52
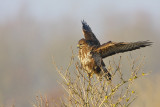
103;68;112;81
101;67;111;81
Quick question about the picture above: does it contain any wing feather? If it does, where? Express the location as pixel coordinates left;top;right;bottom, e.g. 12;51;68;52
81;20;100;45
95;40;152;58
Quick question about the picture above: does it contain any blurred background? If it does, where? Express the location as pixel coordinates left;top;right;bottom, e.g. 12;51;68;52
0;0;160;106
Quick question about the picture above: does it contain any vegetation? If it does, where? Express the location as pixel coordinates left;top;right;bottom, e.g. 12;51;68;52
33;52;149;107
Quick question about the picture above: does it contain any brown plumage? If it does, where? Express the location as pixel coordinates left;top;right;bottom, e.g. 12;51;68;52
95;41;152;58
78;20;152;80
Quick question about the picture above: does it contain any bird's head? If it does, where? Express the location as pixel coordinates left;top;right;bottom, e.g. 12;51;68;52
77;38;88;49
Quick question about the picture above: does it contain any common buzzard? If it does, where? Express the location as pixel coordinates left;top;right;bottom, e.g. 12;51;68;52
77;20;152;80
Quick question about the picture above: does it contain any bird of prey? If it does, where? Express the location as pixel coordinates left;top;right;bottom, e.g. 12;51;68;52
77;20;152;80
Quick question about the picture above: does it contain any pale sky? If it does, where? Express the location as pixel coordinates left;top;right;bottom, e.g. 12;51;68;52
0;0;160;22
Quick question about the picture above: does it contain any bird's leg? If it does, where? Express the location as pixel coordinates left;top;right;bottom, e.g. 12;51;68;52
79;63;83;70
88;72;93;78
97;75;102;81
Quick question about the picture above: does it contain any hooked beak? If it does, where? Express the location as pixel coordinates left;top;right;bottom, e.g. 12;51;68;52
77;44;80;48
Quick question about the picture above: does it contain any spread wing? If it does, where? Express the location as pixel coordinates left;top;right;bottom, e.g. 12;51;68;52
95;40;152;58
81;20;100;45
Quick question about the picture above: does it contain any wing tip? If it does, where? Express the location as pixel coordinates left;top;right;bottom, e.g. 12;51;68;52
81;20;86;24
81;20;92;32
142;40;153;46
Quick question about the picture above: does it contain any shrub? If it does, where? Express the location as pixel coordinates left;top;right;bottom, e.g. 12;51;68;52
52;52;149;107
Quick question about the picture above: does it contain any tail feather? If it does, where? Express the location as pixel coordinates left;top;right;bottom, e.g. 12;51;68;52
103;68;112;80
101;67;111;81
